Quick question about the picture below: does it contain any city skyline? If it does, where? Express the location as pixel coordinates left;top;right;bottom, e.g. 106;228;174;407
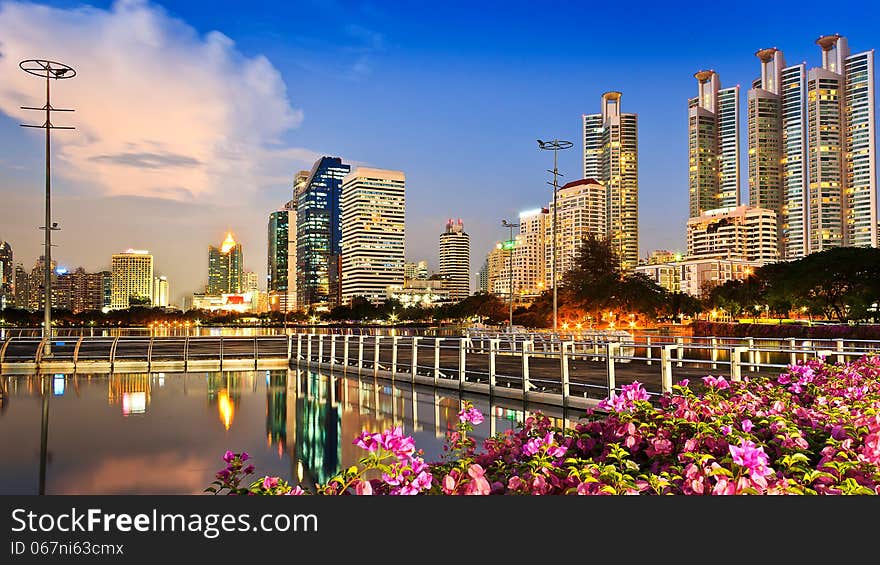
1;1;878;306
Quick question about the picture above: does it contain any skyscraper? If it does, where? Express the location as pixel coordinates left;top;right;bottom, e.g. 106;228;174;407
0;241;11;307
153;275;169;307
268;203;294;312
111;250;153;309
583;92;640;270
546;179;606;283
512;208;548;299
340;167;406;305
439;219;470;301
295;156;351;311
688;71;741;217
208;233;243;295
56;268;111;313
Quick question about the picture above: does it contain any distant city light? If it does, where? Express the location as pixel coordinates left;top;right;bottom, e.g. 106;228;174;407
55;267;68;275
519;208;542;218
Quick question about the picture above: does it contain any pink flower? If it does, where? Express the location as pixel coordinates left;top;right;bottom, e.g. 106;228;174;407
354;431;380;452
679;379;689;388
262;476;279;490
720;425;732;436
861;432;880;465
223;450;236;463
741;419;754;433
465;464;491;495
355;480;373;496
442;474;457;494
729;439;774;478
507;476;524;491
284;486;305;496
458;407;485;425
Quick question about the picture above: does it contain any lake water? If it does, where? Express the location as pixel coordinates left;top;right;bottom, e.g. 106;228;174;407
0;369;572;494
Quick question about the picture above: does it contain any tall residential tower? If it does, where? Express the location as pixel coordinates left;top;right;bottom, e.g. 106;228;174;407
439;219;470;301
583;92;639;270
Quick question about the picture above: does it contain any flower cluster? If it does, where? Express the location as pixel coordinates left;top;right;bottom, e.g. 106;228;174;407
212;357;880;495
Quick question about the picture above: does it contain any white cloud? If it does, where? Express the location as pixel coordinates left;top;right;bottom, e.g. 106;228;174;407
0;0;314;200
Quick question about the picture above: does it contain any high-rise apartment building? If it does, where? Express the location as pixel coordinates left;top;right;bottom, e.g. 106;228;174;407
689;71;741;217
111;250;153;309
243;270;259;293
583;92;639;269
207;233;243;295
13;264;28;309
439;219;470;301
485;241;511;296
55;268;111;313
295;157;351;311
513;208;548;299
476;259;489;294
546;179;606;283
686;205;779;264
153;275;169;307
268;203;294;311
340;167;406;305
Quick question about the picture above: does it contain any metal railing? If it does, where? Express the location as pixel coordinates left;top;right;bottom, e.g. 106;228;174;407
0;334;289;372
292;331;880;408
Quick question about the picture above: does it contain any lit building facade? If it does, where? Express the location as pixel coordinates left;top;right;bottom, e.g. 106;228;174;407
689;70;741;217
404;260;428;281
0;241;11;308
153;275;169;307
513;208;548;299
546;179;606;283
340;167;406;305
268;203;294;312
295;156;351;311
686;205;779;264
583;92;639;269
208;233;243;295
439;219;470;301
486;242;511;296
55;268;111;312
386;279;451;308
111;250;153;309
634;263;681;293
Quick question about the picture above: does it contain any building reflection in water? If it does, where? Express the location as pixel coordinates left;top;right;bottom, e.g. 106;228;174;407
206;372;254;431
285;368;577;490
266;371;287;456
107;374;151;416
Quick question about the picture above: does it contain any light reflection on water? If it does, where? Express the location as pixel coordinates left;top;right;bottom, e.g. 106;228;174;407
0;369;575;494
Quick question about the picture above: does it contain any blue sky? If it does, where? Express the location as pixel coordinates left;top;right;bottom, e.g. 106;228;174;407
1;0;878;303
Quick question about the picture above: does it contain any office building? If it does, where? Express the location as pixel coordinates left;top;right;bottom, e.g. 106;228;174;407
689;71;741;217
513;208;548;299
439;219;471;301
583;92;640;269
208;233;243;295
476;259;489;294
13;264;28;309
386;279;451;308
111;250;153;309
268;203;294;312
295;156;351;311
339;167;406;305
686;205;779;264
404;260;429;281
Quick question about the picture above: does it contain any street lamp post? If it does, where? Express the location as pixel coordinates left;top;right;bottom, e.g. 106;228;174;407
19;59;76;358
537;139;573;335
501;219;520;331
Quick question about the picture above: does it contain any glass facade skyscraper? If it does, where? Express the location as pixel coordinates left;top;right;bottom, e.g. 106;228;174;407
295;156;351;311
207;233;243;295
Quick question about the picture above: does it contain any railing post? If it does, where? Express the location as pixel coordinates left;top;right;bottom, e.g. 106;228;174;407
317;334;324;365
287;334;292;362
675;337;684;367
343;335;351;368
605;342;618;399
836;339;845;364
391;336;399;375
183;336;188;372
254;337;259;369
802;340;812;364
411;337;421;381
788;337;797;366
458;337;467;389
357;335;365;371
329;334;337;366
296;334;302;362
746;337;755;371
219;336;224;371
645;335;652;365
731;346;746;382
661;344;675;394
488;338;499;394
373;335;382;373
710;337;718;370
434;338;442;385
147;337;154;372
306;334;313;366
522;339;532;398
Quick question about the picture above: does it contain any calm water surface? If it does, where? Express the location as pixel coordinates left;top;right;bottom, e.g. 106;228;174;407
0;369;572;494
